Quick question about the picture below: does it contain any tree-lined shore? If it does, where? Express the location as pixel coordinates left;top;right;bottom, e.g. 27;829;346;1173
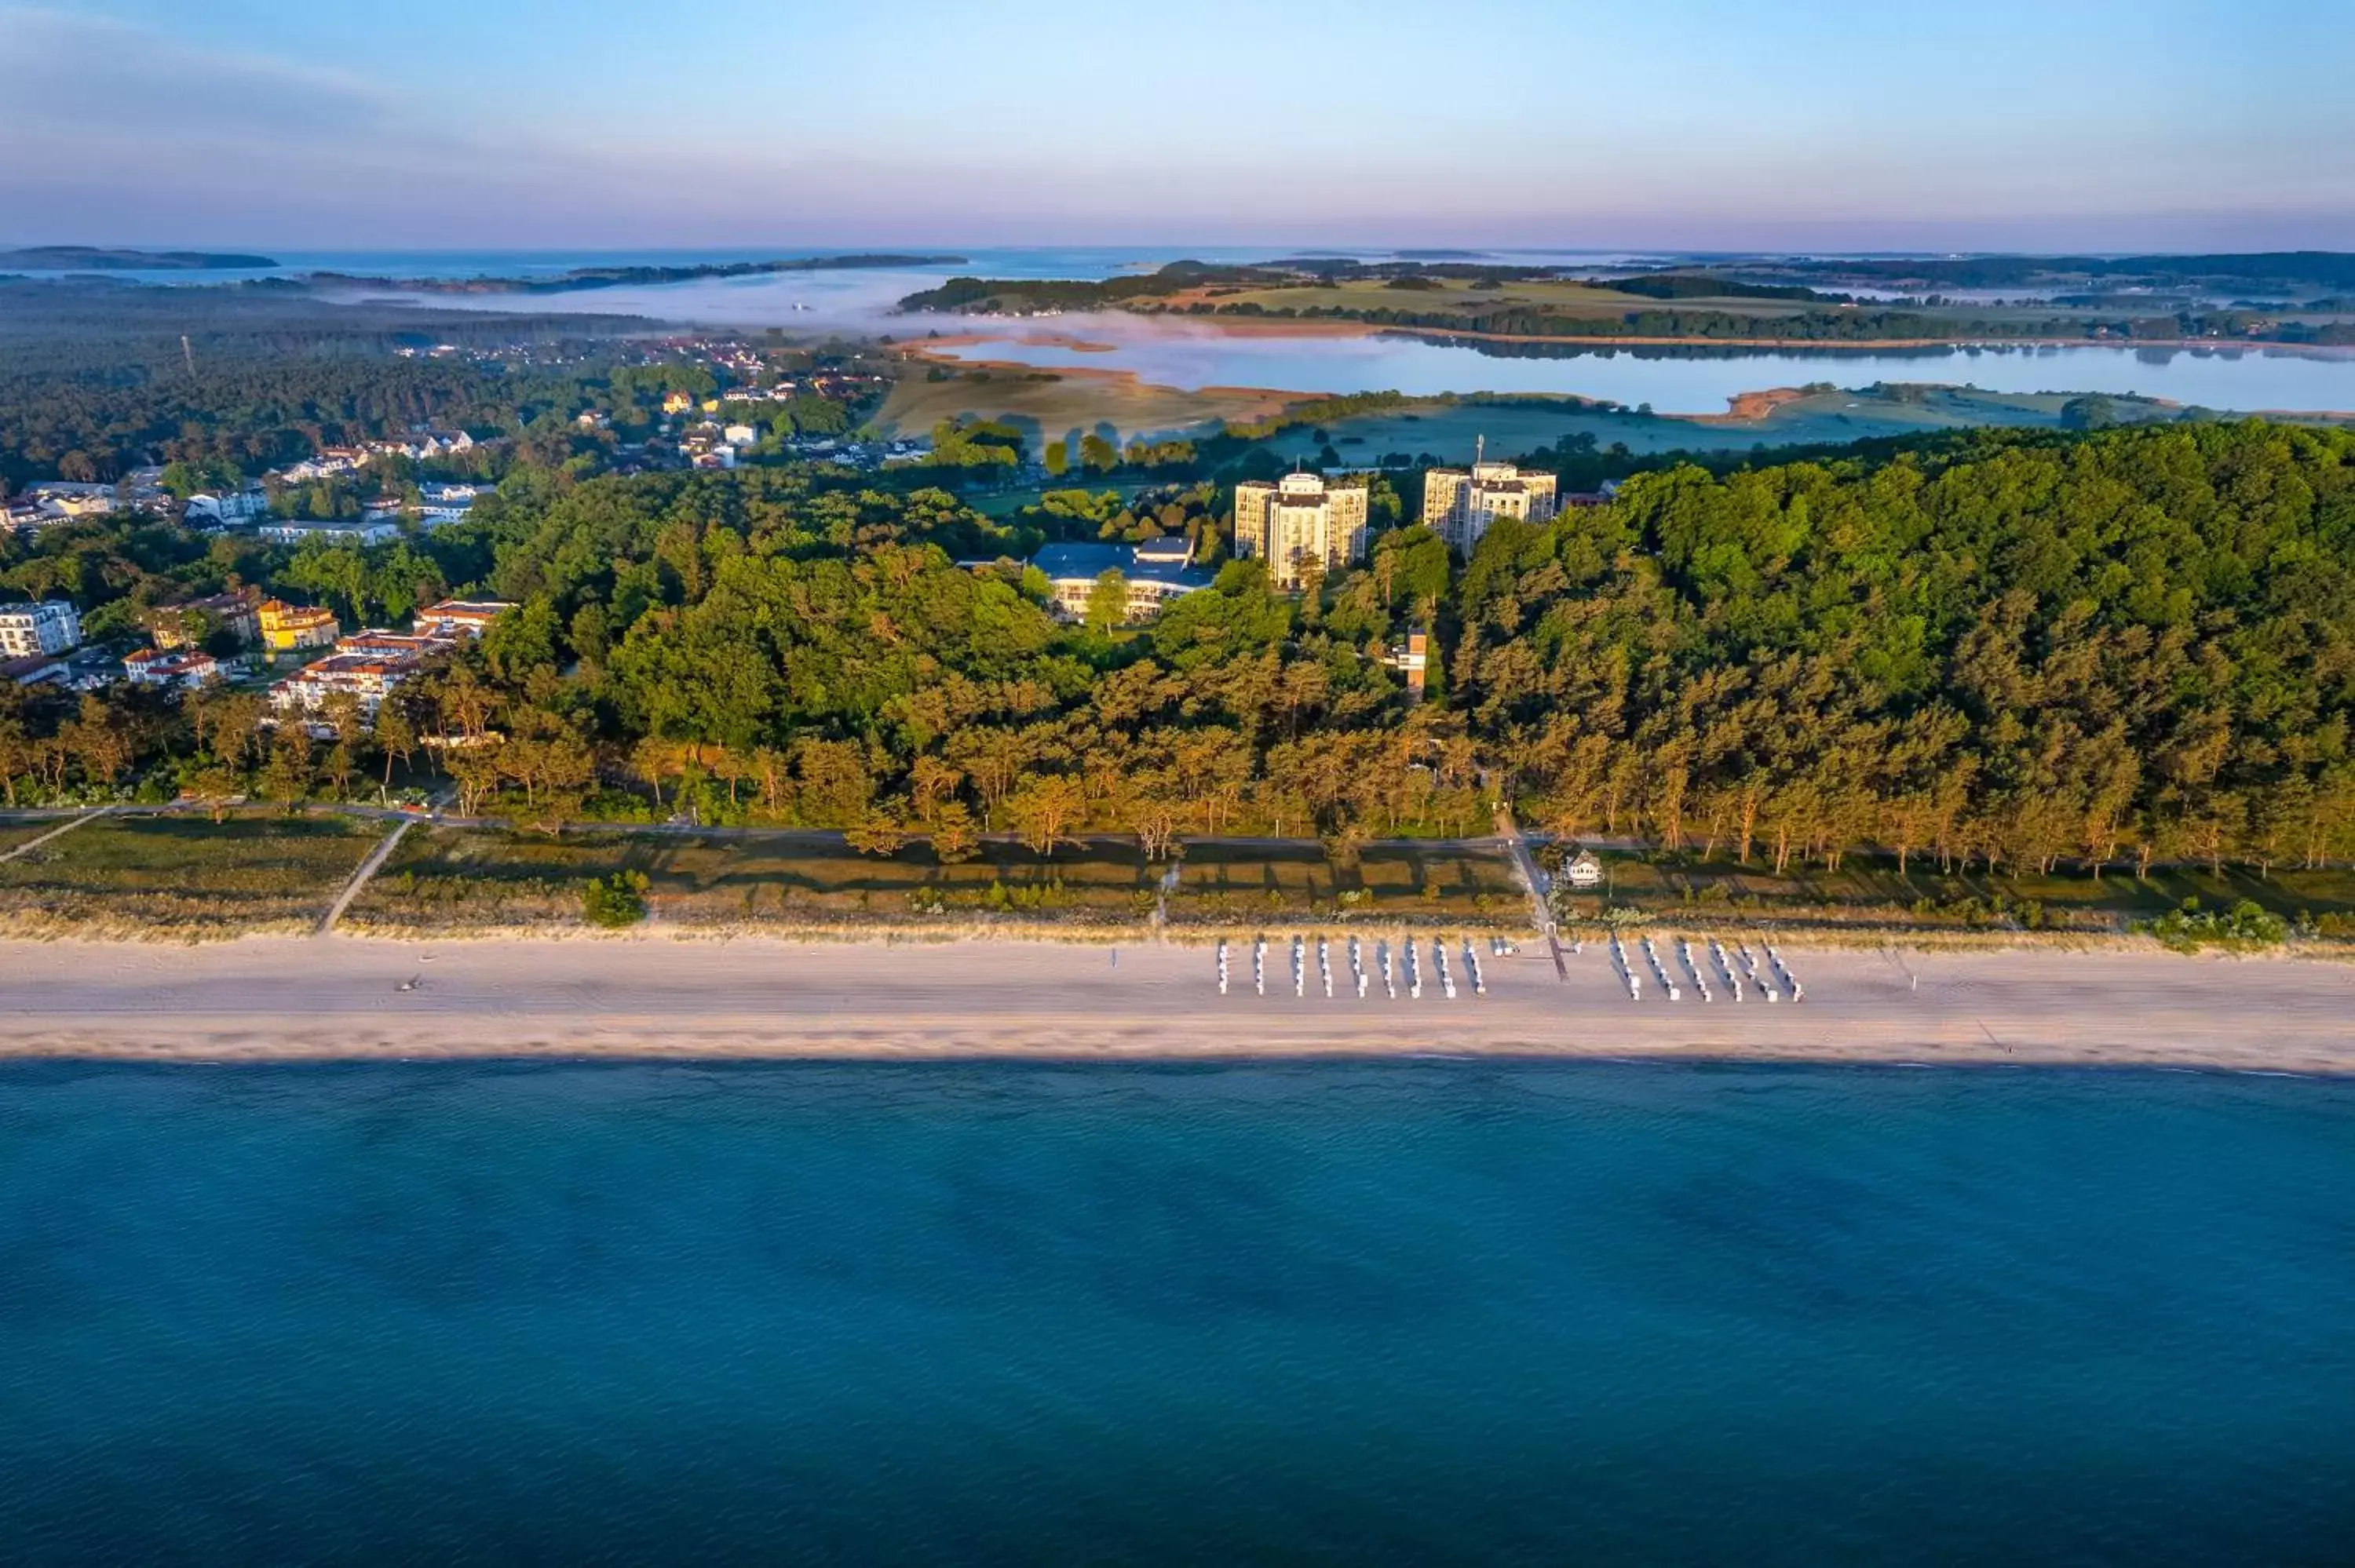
8;421;2355;900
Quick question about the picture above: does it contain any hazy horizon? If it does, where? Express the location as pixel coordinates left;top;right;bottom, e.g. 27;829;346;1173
5;0;2350;254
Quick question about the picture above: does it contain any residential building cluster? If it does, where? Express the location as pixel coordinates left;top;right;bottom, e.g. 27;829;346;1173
268;600;512;720
363;482;483;527
268;432;475;487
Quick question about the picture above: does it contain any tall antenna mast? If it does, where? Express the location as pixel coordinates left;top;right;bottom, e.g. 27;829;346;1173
181;334;195;376
1475;433;1484;469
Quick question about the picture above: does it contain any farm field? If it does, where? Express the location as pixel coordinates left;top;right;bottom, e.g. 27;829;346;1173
0;810;384;936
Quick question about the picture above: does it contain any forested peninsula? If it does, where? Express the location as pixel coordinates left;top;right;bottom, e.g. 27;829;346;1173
900;257;2355;347
0;247;279;271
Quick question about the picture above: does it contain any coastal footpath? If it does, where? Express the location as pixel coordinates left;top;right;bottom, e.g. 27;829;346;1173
3;936;2352;1074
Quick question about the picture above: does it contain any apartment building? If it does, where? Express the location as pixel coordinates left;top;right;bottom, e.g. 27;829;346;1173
255;518;403;546
268;653;414;719
1232;472;1371;590
0;600;83;658
124;648;222;689
257;600;341;655
415;600;514;640
1422;458;1559;554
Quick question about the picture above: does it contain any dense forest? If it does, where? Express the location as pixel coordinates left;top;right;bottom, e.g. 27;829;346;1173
8;421;2355;883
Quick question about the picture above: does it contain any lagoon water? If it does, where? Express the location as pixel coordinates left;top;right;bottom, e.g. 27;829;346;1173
925;326;2355;416
3;1060;2351;1563
97;245;2355;414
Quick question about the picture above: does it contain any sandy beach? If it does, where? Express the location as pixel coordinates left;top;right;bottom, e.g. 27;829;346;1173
2;935;2352;1071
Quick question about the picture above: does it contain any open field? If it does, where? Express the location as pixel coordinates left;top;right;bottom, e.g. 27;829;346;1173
9;934;2355;1074
0;811;385;937
1559;848;2355;937
1264;386;2182;464
874;361;1275;443
966;479;1167;520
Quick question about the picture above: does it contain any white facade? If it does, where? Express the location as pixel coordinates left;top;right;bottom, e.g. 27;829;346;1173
186;490;268;525
0;600;82;658
1423;461;1560;553
256;519;403;546
268;652;412;718
124;649;221;689
414;600;512;640
1233;472;1371;589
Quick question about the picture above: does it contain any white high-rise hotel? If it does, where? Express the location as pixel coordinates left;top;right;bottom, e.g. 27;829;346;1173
1233;472;1371;589
1422;446;1559;554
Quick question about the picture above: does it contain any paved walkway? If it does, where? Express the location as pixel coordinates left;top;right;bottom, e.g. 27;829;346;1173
316;819;411;935
0;807;108;866
1493;800;1568;982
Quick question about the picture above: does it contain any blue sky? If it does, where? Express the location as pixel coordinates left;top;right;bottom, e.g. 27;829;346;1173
5;0;2349;251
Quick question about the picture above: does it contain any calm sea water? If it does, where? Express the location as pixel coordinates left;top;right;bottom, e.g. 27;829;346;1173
2;1061;2350;1563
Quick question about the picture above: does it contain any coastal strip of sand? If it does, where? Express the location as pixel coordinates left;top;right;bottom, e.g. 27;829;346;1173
2;935;2353;1073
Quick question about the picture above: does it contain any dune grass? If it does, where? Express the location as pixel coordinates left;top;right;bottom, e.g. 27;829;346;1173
346;826;1167;934
0;810;382;937
1561;848;2355;937
0;816;61;856
1167;841;1524;928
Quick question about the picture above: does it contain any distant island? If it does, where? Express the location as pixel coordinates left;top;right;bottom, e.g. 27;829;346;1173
316;254;968;296
0;246;279;271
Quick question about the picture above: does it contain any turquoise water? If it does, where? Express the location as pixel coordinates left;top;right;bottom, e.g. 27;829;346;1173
3;1062;2351;1563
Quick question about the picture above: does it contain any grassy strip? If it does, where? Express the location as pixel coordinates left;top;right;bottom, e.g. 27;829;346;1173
345;826;1166;935
1169;842;1525;928
0;817;60;856
1558;851;2355;938
0;811;381;939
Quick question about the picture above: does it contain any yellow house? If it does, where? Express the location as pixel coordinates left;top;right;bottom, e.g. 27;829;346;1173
257;599;341;654
661;391;693;414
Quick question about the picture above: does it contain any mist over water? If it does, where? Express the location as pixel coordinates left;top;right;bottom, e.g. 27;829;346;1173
3;1060;2350;1563
86;246;2355;413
